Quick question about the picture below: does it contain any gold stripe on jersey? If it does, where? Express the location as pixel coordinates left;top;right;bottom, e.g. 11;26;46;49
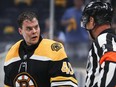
34;39;67;61
5;40;22;62
4;57;21;66
4;85;11;87
50;76;78;84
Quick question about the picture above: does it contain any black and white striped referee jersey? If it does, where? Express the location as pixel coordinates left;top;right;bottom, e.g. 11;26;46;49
85;29;116;87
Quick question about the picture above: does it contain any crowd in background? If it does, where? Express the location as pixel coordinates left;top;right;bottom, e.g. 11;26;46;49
0;0;116;67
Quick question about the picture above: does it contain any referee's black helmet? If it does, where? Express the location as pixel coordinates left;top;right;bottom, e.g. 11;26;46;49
81;1;113;28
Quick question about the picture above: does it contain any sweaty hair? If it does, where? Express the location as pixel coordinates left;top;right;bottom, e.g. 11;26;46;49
17;11;38;28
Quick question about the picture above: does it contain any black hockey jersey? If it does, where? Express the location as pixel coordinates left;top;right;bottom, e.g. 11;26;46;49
4;39;78;87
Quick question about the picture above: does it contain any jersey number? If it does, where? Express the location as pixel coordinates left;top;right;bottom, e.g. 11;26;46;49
61;62;74;75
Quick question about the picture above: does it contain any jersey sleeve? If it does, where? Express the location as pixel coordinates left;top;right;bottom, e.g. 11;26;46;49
48;58;78;87
4;41;21;87
99;52;116;87
99;43;116;86
4;67;12;87
97;36;116;86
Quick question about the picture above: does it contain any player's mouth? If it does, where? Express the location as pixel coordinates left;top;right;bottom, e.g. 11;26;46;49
32;36;38;40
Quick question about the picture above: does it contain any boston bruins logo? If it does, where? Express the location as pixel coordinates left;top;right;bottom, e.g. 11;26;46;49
51;43;62;51
13;72;37;87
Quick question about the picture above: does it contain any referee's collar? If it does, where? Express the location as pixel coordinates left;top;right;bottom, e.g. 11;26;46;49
99;28;115;35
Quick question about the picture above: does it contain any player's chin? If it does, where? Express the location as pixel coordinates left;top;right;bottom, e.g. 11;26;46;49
30;41;38;45
31;39;39;45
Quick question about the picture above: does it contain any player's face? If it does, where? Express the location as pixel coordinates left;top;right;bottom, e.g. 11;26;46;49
19;18;40;46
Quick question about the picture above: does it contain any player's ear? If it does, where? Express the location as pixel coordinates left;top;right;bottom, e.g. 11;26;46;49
18;28;22;35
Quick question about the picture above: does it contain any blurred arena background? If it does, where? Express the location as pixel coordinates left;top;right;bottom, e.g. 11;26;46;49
0;0;115;87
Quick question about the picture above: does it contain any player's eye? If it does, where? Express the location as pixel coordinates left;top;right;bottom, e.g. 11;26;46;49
26;27;32;31
34;25;38;30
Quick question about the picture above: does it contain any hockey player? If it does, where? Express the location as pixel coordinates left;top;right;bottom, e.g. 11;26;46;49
4;11;78;87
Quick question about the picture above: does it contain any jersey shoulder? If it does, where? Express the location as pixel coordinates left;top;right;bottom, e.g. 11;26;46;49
5;40;22;62
34;39;67;61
